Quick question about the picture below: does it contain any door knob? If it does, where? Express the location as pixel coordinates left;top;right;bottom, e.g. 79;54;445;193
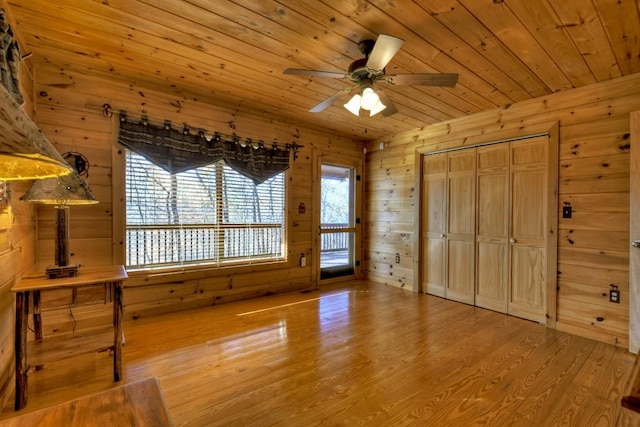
633;240;640;248
509;238;516;244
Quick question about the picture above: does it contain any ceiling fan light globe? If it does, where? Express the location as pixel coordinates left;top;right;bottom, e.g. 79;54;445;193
360;88;380;110
344;94;362;115
369;101;387;116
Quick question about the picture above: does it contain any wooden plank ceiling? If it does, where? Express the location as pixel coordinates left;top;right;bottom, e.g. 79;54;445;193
5;0;640;141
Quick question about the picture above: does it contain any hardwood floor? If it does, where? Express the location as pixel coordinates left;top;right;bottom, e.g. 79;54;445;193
2;280;639;426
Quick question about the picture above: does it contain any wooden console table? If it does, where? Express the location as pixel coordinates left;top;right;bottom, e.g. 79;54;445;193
0;377;173;426
11;265;128;411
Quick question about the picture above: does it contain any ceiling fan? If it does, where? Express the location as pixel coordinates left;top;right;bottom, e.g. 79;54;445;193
283;34;459;117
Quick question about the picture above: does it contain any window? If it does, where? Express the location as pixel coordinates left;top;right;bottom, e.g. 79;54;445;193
125;150;285;270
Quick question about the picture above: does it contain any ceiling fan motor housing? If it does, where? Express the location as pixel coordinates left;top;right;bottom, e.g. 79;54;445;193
347;58;385;82
348;58;369;80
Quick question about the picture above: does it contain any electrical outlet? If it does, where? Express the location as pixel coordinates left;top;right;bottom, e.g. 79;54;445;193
610;288;620;303
395;253;400;264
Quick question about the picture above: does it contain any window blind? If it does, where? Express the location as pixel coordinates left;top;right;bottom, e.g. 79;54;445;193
125;150;285;269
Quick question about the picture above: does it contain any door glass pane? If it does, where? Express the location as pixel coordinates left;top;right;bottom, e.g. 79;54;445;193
320;164;354;278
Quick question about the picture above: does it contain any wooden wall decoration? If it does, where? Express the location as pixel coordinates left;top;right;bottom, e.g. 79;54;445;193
0;8;22;105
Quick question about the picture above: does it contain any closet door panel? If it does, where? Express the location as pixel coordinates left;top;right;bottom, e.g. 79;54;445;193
446;150;476;305
509;137;548;323
425;238;445;297
477;173;508;236
447;240;475;304
510;245;546;322
448;174;475;235
476;145;509;313
477;242;508;311
512;170;546;241
422;154;447;297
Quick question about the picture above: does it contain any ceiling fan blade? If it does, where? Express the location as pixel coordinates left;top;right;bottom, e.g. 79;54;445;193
376;89;399;117
284;68;347;79
385;73;459;87
366;34;405;71
309;89;353;113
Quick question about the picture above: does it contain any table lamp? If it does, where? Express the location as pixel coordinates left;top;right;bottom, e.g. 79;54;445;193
21;166;99;278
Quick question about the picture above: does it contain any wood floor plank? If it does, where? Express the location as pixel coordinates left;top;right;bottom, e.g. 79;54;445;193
234;307;510;425
314;315;535;425
0;280;635;426
365;323;557;425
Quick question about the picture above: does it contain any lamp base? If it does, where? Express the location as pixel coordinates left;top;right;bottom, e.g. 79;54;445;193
46;264;80;279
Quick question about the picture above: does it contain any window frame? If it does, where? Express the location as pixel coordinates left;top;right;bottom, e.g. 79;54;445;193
114;148;289;273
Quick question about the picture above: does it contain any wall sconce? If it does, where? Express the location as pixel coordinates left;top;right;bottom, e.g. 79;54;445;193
21;164;99;278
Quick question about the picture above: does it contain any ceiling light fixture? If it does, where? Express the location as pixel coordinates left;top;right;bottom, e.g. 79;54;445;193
343;84;387;117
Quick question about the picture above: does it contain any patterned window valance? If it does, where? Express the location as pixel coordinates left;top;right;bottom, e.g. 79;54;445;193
117;113;300;184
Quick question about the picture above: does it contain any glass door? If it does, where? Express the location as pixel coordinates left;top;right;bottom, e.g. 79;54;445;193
319;163;356;280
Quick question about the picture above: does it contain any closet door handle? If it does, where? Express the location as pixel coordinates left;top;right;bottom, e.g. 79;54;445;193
509;238;516;244
440;234;445;238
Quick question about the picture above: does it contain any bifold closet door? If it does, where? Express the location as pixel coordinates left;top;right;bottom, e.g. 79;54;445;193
445;150;476;305
508;137;548;323
421;134;552;322
475;144;509;313
422;153;447;297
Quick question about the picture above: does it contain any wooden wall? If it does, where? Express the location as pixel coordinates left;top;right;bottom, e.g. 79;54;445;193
364;72;638;348
29;61;362;336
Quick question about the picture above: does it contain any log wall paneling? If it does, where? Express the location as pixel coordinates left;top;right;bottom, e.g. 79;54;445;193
30;63;363;338
365;73;638;347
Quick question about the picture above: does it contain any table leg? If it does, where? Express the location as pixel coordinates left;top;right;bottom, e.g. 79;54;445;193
113;281;123;382
33;290;42;342
32;290;44;371
14;291;28;410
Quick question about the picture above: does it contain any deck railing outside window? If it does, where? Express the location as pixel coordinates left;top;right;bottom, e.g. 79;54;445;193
126;224;283;268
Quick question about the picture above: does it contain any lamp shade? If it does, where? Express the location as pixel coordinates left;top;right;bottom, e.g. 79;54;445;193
343;88;387;117
369;100;387;116
0;84;71;180
344;94;362;116
20;171;99;205
360;88;380;110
